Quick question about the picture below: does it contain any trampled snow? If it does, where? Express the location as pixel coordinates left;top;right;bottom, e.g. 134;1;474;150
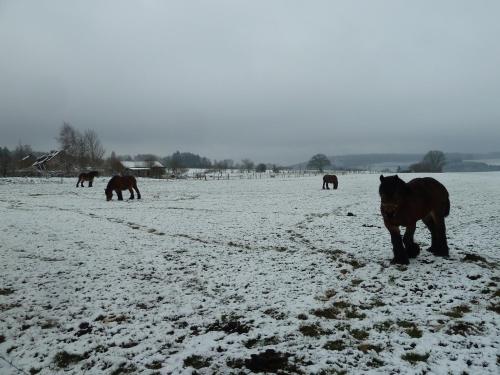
0;173;499;374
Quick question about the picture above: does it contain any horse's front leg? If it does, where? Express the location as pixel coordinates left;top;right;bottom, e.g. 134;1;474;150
76;179;80;187
134;185;141;199
386;224;409;265
116;190;123;201
129;188;135;200
322;181;326;189
403;223;420;258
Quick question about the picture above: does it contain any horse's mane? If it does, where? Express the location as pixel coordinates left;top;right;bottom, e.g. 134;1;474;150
105;176;118;191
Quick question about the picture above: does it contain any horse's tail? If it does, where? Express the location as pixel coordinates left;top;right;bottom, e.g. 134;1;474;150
444;195;450;217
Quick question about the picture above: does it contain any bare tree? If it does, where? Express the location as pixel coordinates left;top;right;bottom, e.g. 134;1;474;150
83;129;105;166
410;150;446;172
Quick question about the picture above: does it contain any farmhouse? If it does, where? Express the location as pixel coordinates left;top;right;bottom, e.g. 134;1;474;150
120;160;165;178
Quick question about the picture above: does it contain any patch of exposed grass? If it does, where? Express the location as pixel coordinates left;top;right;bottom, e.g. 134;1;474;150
332;301;351;309
373;320;393;332
244;335;280;349
346;259;365;269
316;289;337;301
345;308;366;320
244;349;298;374
366;357;385;368
184;355;212;369
144;361;162;370
405;326;423;338
357;343;383;353
299;323;330;337
53;351;86;368
264;308;287;320
206;314;251;334
444;304;472;319
349;328;369;341
110;363;137;375
401;352;429;364
0;288;14;296
313;306;340;319
397;320;414;328
323;340;346;351
396;320;422;338
446;321;484;336
317;369;348;375
487;302;500;314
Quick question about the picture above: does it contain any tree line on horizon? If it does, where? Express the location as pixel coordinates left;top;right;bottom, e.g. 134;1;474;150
0;123;283;176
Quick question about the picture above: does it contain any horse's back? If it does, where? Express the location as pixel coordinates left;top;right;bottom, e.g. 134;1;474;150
408;177;449;217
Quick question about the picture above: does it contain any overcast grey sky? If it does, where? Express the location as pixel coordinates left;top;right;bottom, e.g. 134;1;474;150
1;0;499;164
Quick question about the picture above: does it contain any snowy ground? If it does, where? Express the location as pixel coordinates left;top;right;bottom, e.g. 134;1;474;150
0;173;499;374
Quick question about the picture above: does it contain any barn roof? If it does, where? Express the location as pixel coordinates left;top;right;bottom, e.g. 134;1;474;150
120;161;164;169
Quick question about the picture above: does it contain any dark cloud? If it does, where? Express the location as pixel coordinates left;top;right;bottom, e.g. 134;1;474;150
1;0;499;164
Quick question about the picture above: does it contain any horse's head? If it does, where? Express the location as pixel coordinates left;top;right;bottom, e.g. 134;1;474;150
105;188;113;201
379;175;408;219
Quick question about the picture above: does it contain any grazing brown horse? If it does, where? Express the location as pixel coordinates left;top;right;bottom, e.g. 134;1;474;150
76;171;99;187
105;176;141;201
322;174;338;190
379;175;450;265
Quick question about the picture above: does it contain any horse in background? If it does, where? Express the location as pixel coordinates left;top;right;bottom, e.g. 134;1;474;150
322;174;338;190
105;176;141;201
379;175;450;265
76;171;99;187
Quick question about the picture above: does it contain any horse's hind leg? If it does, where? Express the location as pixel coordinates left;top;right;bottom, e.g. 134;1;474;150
134;184;141;199
422;215;437;253
129;188;135;200
76;178;81;187
333;181;338;190
403;223;420;258
89;179;93;187
322;180;326;189
430;213;449;257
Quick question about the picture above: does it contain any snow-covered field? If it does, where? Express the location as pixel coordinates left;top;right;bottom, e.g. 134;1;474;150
1;173;499;374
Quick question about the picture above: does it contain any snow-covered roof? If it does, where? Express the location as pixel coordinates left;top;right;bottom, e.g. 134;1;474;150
121;160;164;169
32;150;62;168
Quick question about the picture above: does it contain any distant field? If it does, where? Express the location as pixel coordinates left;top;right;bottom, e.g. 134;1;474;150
1;173;499;374
464;159;500;166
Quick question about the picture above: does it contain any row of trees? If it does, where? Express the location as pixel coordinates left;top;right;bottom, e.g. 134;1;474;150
0;144;34;177
305;151;448;173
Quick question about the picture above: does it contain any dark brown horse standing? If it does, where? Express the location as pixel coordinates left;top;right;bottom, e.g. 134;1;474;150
105;176;141;201
322;174;338;190
379;175;450;265
76;171;99;187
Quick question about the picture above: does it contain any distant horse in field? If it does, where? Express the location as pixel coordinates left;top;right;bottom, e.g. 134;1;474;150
76;171;99;187
105;176;141;201
322;174;338;190
379;175;450;265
